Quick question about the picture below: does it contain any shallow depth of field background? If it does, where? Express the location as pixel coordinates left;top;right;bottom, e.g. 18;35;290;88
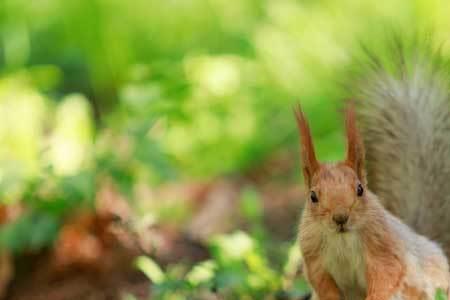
1;1;450;299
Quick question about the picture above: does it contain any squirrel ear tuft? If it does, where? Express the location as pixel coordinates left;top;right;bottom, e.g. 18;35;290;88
294;104;319;187
344;103;367;184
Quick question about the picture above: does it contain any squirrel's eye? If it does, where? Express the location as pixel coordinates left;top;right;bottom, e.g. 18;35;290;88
357;183;364;197
310;191;319;203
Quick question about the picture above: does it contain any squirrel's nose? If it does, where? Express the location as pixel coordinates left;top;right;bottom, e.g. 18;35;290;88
332;214;349;226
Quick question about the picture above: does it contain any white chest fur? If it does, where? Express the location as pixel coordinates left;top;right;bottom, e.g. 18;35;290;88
321;232;367;300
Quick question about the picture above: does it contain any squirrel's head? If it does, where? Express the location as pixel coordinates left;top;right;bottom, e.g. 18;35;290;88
295;104;369;233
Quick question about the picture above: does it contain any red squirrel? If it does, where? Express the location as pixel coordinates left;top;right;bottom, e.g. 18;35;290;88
295;104;449;300
295;35;450;300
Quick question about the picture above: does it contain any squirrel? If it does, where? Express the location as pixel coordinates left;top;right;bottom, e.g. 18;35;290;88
295;38;450;300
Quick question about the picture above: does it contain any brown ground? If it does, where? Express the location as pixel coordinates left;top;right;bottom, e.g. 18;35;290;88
4;223;210;300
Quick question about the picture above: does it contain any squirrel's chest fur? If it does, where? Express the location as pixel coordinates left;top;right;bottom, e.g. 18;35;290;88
321;232;367;300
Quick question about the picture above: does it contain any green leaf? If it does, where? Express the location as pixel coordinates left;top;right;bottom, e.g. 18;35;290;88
186;260;217;286
436;288;448;300
0;212;60;253
135;256;166;284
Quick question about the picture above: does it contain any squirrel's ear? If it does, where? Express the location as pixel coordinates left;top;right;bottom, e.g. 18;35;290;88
294;104;319;187
344;104;367;185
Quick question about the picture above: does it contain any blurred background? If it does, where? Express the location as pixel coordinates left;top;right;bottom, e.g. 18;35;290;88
1;0;450;299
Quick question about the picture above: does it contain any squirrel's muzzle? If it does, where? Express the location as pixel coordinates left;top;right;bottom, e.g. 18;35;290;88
332;214;349;226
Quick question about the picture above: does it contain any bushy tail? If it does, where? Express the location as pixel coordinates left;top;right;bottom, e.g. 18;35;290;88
350;36;450;256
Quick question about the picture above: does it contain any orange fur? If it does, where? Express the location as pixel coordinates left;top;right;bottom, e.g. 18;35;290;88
294;104;319;187
363;216;406;300
401;284;427;300
304;254;341;300
344;105;366;184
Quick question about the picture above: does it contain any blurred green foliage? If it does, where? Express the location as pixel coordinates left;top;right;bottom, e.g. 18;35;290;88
136;227;308;300
3;0;450;183
2;0;450;297
135;231;290;299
